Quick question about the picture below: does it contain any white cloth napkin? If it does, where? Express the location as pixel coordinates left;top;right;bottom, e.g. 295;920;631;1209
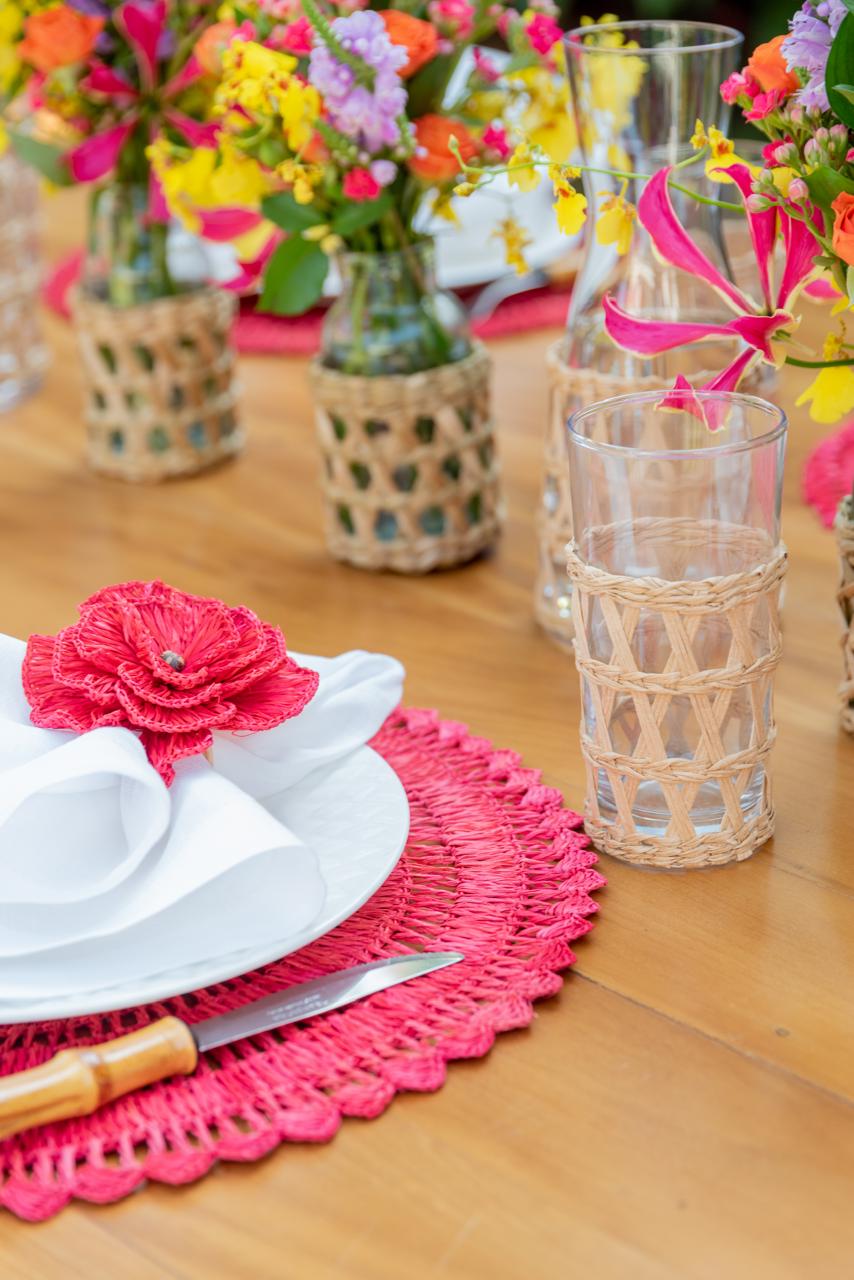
0;635;404;1000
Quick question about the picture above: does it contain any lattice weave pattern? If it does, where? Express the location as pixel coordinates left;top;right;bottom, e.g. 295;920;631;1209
836;498;854;733
0;153;48;405
568;520;787;869
0;709;601;1223
73;288;242;483
535;340;676;642
311;344;502;572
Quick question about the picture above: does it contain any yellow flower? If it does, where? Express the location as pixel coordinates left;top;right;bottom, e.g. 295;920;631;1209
550;163;587;235
0;3;23;94
0;122;7;156
217;40;320;148
277;159;323;205
691;119;751;183
493;216;532;275
147;137;271;233
431;191;459;225
507;142;541;192
770;166;796;196
511;66;577;162
795;333;854;423
554;185;587;236
596;185;636;254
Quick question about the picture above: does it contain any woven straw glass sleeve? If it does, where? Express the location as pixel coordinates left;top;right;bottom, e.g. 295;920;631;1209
310;343;502;573
836;496;854;733
566;391;787;870
0;151;48;411
73;288;242;483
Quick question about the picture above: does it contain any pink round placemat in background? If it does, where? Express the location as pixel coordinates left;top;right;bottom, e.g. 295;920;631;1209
42;252;572;355
0;708;603;1223
803;419;854;527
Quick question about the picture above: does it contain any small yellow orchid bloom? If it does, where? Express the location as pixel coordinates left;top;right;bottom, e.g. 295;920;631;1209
596;184;636;254
493;216;533;275
507;142;541;192
795;332;854;423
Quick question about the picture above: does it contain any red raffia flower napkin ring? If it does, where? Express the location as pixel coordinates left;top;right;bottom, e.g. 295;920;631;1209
22;581;319;784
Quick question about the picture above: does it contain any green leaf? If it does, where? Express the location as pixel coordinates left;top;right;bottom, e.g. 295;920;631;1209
826;14;854;127
259;236;328;316
260;192;325;232
834;82;854;105
331;192;392;236
805;163;854;207
841;0;854;14
846;265;854;305
7;130;72;187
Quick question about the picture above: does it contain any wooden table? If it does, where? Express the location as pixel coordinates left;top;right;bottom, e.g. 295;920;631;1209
2;190;853;1278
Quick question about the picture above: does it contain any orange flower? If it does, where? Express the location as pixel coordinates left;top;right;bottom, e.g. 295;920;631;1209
747;35;799;96
409;115;478;183
379;10;438;78
832;192;854;267
195;21;237;77
18;5;104;73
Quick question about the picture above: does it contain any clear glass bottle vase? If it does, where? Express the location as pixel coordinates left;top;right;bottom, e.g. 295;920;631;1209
320;239;472;377
535;20;747;646
0;149;48;410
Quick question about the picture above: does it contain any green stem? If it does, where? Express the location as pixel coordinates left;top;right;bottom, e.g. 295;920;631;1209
785;355;854;368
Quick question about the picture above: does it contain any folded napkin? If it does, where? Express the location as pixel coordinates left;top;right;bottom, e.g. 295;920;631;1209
0;635;403;1000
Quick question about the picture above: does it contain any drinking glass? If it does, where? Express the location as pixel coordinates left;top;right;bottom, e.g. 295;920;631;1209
566;391;787;869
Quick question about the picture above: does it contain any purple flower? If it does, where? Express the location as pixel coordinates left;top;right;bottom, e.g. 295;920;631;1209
66;0;110;13
309;10;407;154
784;0;848;111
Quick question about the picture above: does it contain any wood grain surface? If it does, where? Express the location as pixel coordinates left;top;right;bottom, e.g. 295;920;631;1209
1;189;852;1278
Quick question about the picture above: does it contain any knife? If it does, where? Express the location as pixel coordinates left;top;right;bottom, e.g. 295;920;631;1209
0;952;463;1141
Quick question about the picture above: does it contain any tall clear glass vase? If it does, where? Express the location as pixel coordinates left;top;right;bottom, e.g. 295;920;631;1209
0;150;48;410
535;21;747;647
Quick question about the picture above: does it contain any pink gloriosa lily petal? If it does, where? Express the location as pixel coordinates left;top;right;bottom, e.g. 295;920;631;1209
777;205;823;310
148;163;170;224
721;163;776;311
197;208;265;242
81;62;139;102
116;0;167;90
604;297;790;361
638;167;755;316
657;375;705;421
67;123;135;183
162;54;203;100
165;111;221;148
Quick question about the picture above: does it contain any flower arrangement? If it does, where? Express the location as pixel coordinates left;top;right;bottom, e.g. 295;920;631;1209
1;0;225;304
147;0;571;321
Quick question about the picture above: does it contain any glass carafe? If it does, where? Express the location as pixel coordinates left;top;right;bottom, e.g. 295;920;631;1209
535;21;746;647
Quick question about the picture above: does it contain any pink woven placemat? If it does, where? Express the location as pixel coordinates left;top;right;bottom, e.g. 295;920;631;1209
803;418;854;527
0;707;602;1223
43;252;572;354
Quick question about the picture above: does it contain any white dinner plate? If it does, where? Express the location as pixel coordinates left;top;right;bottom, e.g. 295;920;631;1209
0;746;409;1024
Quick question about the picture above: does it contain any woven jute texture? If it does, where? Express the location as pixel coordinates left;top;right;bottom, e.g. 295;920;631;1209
836;497;854;732
568;518;787;869
73;288;242;483
310;343;502;573
0;153;48;405
0;709;603;1223
535;340;680;642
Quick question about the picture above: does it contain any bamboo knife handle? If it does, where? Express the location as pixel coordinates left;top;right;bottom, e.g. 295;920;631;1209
0;1016;198;1140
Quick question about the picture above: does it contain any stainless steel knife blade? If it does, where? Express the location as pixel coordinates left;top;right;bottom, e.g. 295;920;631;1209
193;952;464;1052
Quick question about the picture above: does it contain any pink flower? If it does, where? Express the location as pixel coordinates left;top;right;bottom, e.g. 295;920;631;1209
473;46;501;82
603;164;821;426
273;15;313;55
720;69;759;104
525;13;561;54
22;581;319;785
427;0;475;39
745;88;785;121
483;123;511;159
343;167;382;201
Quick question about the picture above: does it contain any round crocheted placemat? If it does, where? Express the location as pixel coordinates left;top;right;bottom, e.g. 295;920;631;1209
803;419;854;528
0;708;602;1223
43;253;572;355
